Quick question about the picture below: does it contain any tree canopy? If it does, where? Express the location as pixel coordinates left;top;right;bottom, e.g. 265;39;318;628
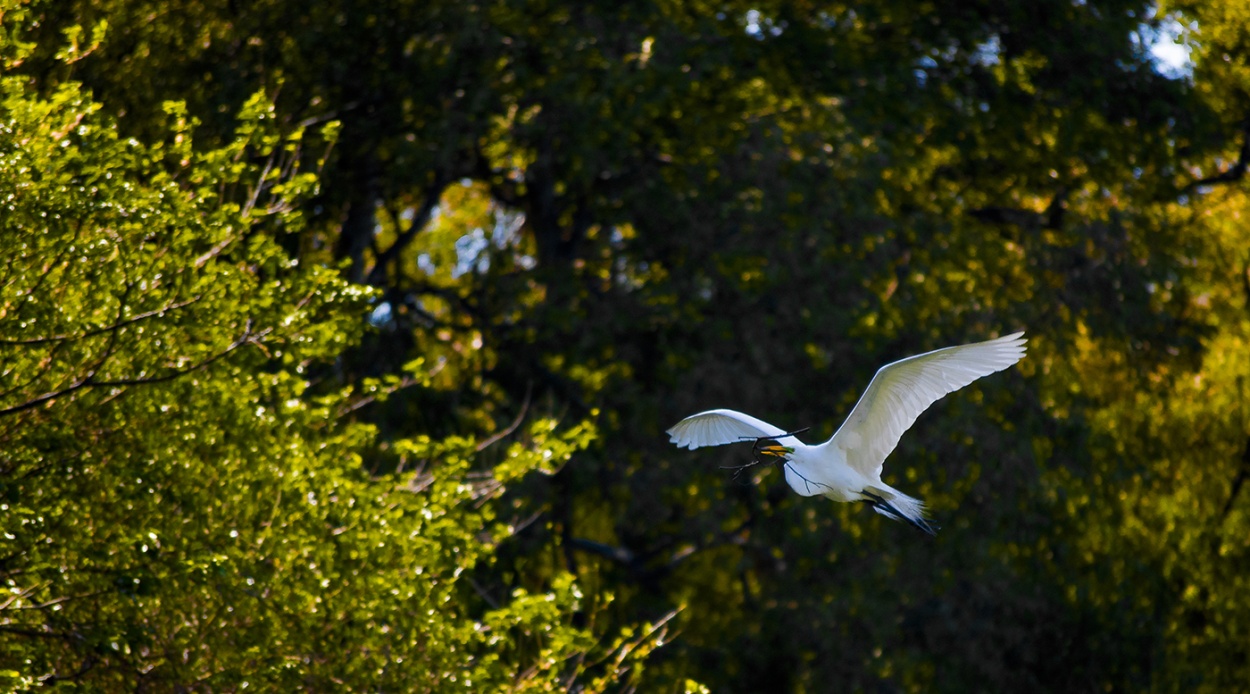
4;0;1250;690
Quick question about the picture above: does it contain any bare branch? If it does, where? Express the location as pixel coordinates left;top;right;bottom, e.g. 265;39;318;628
475;382;533;452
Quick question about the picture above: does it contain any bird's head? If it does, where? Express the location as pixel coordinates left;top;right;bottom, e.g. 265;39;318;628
749;427;808;462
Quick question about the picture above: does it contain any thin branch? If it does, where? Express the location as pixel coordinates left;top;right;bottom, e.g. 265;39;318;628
0;625;77;640
556;469;579;576
969;187;1069;231
90;324;269;387
570;538;636;566
466;576;501;610
335;374;423;419
0;322;266;418
194;238;234;268
0;297;201;345
15;451;85;482
11;221;84;312
1218;435;1250;524
1242;259;1250;313
0;581;50;611
10;590;110;611
581;609;679;673
295;106;354;129
0;336;75;401
0;284;140;407
475;382;532;452
38;654;98;684
244;153;278;217
1191;119;1250;191
505;510;543;536
570;516;753;584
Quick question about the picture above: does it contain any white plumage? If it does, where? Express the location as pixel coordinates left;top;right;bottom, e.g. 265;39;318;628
667;332;1027;534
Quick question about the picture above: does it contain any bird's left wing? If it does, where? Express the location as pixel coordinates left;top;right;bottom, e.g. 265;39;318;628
667;409;788;450
828;332;1026;477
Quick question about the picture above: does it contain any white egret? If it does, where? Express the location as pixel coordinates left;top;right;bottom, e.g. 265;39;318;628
667;332;1027;535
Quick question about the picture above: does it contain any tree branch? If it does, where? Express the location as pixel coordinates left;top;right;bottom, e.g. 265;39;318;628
475;382;532;452
570;538;637;566
38;654;98;684
1218;435;1250;524
569;518;752;584
0;625;77;640
0;297;201;346
1191;119;1250;190
0;322;268;418
474;144;524;208
365;177;449;286
969;187;1069;231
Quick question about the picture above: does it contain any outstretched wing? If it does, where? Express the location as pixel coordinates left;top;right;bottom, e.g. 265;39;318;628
828;332;1027;477
667;409;789;450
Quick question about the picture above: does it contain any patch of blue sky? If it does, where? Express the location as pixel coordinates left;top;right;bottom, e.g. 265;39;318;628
1135;9;1195;80
745;9;785;39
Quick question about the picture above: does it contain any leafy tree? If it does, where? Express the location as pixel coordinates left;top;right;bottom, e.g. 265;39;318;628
0;8;669;690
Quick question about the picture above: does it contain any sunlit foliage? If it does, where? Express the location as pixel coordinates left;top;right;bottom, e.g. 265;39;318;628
0;9;664;689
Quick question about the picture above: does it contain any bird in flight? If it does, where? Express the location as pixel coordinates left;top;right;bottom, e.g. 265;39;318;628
667;332;1027;535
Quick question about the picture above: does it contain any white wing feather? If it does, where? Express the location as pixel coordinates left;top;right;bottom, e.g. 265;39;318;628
666;409;789;450
827;332;1026;477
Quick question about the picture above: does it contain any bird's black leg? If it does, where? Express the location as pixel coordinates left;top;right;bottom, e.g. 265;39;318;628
860;490;938;537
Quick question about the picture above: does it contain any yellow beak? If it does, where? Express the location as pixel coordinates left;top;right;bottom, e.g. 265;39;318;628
757;444;793;458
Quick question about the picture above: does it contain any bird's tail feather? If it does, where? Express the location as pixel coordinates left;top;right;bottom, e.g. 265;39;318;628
862;486;938;536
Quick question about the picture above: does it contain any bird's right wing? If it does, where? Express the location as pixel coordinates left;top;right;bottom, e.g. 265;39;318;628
828;332;1027;478
666;409;788;450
